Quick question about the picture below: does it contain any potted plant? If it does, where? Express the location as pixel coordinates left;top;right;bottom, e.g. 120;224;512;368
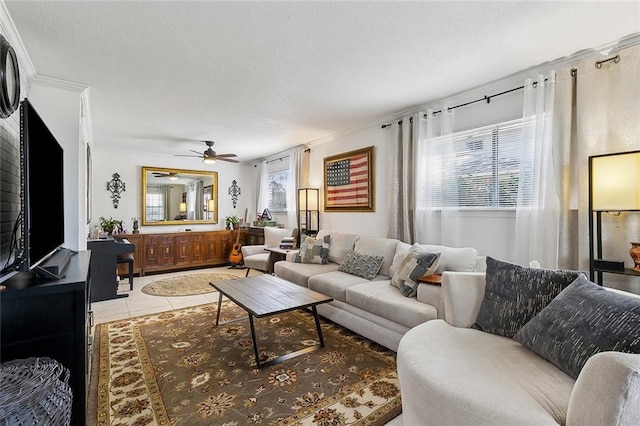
99;216;122;236
225;215;240;230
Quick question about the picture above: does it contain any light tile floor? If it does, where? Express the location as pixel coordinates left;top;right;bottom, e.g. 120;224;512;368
90;266;404;425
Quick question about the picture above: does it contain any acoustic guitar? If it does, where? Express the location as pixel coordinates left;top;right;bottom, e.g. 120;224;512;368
227;208;247;266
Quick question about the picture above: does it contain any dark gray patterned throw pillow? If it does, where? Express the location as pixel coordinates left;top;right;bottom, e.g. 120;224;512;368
338;250;384;280
514;275;640;379
472;256;583;338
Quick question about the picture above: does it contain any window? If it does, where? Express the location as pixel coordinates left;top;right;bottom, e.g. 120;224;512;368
421;118;526;209
268;170;289;212
145;185;165;221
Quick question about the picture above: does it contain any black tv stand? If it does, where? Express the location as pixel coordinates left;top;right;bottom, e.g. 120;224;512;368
35;247;76;279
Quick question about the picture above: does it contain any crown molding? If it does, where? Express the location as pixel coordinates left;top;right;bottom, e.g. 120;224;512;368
0;0;36;80
30;74;88;93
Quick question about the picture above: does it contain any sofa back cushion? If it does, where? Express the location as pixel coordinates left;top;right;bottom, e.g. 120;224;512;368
354;237;400;277
316;230;360;264
418;244;478;274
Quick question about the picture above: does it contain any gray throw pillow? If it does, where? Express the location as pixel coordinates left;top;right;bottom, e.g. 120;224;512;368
295;235;330;264
391;246;440;297
472;256;583;338
338;249;384;280
514;275;640;379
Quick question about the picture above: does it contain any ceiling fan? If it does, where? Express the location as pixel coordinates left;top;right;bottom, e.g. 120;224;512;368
175;140;239;164
151;171;180;180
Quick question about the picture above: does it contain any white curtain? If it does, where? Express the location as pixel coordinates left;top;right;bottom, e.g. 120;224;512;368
286;146;304;229
415;108;461;246
255;160;268;219
513;72;560;267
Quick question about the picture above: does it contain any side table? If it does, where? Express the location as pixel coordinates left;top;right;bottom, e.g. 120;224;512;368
264;247;298;274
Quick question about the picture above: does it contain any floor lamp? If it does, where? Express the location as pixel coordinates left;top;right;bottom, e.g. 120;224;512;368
298;188;319;244
588;150;640;283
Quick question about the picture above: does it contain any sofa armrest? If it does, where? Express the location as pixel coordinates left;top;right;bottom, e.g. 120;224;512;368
441;271;486;328
567;351;640;426
285;250;300;262
241;245;267;257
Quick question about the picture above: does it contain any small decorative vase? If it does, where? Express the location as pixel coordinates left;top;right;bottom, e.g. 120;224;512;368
132;219;139;234
630;242;640;272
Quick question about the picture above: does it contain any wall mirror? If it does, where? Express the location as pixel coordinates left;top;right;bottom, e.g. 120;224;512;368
141;166;218;226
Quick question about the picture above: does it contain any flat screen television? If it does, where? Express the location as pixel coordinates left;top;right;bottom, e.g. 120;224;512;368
19;98;65;272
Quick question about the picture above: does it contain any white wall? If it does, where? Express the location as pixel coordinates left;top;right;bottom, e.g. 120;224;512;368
308;125;389;237
29;78;86;252
91;148;255;235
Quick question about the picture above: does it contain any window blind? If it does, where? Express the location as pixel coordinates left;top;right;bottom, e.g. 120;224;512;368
423;118;529;209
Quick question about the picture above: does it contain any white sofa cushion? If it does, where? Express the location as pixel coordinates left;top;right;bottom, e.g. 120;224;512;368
346;280;437;328
419;244;478;274
398;320;574;426
316;230;360;264
273;261;340;288
308;270;385;302
264;226;295;248
353;237;400;277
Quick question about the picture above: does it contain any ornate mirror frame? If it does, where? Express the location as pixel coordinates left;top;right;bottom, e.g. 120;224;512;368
141;166;218;226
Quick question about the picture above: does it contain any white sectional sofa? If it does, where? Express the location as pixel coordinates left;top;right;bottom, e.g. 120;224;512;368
397;269;640;425
273;230;485;351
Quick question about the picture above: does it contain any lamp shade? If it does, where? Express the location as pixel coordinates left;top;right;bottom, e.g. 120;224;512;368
179;202;187;212
591;151;640;211
207;199;215;212
298;188;319;210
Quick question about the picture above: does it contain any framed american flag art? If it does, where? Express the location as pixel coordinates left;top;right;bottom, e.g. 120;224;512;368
323;146;375;212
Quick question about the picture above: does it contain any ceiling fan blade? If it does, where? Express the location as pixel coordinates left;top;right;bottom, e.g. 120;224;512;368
189;150;204;155
174;154;202;158
215;153;237;158
217;157;240;163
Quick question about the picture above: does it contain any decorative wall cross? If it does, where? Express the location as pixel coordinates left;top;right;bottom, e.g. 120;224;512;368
107;172;126;208
228;179;241;209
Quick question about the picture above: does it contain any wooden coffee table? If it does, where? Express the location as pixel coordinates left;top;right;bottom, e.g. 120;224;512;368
210;274;333;368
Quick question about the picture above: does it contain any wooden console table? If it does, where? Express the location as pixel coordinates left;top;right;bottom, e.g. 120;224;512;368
116;230;236;276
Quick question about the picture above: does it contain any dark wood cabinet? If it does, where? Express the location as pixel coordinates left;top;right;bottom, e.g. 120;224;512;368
0;251;91;426
241;227;265;245
116;231;234;275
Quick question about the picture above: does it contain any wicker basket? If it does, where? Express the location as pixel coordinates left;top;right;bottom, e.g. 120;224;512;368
0;357;73;426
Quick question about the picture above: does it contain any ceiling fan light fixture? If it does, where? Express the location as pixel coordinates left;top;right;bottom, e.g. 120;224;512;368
168;173;178;180
203;157;216;164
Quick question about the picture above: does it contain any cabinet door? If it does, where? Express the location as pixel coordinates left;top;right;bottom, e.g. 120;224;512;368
116;234;143;276
205;232;233;263
191;234;206;265
159;236;174;266
143;236;162;268
174;235;191;267
144;235;174;269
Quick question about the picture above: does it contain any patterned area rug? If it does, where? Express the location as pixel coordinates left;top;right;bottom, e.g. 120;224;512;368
141;273;240;296
91;302;401;425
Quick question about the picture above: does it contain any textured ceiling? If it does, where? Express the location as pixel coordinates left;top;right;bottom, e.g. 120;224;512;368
5;1;640;162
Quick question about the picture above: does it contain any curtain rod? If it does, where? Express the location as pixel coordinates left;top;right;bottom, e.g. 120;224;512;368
255;147;311;166
380;74;564;129
381;50;619;129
